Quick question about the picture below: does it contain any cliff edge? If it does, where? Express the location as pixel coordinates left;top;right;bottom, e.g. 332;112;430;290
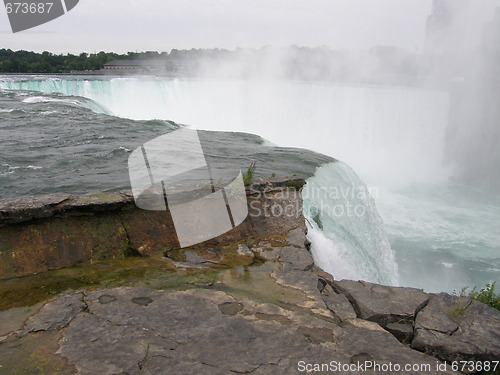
0;179;498;374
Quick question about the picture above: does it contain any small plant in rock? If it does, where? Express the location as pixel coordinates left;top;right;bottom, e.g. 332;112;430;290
453;282;499;313
286;180;304;189
448;298;469;320
468;282;499;311
243;161;257;186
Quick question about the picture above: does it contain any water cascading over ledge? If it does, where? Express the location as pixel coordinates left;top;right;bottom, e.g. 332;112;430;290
303;161;399;286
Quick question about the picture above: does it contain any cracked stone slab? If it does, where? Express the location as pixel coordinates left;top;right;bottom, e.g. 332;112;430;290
9;281;480;375
279;246;315;272
173;315;314;373
333;280;429;327
0;302;44;342
272;269;330;314
321;284;357;321
59;312;177;375
83;287;235;344
412;293;500;362
413;294;461;335
0;193;73;225
337;319;460;375
285;227;307;248
53;287;349;375
24;292;86;333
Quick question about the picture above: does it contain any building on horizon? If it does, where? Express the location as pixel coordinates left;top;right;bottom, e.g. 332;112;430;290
103;59;176;75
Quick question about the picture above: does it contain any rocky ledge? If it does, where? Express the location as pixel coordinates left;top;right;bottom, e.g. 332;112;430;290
0;177;306;279
0;180;498;374
0;225;499;374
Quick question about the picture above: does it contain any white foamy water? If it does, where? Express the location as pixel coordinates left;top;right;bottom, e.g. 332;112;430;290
22;96;80;105
303;161;399;285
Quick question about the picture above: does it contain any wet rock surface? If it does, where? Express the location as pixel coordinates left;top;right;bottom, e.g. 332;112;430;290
0;179;305;279
0;184;498;374
24;293;86;333
2;224;497;374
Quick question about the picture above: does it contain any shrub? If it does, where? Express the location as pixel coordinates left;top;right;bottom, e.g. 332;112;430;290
243;162;256;186
455;282;500;312
469;282;499;311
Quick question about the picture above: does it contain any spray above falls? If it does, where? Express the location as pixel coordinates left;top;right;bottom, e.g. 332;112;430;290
425;0;500;192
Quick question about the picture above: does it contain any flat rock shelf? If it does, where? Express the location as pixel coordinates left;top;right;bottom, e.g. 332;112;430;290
0;178;498;374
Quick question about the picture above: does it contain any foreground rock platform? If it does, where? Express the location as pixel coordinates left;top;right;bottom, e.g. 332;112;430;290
1;223;498;374
0;183;498;374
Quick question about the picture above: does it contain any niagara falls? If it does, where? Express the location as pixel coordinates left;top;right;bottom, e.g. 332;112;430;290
1;68;499;293
0;0;499;373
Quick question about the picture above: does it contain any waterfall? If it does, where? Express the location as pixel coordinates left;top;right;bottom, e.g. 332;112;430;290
303;161;399;285
4;75;497;291
0;77;452;187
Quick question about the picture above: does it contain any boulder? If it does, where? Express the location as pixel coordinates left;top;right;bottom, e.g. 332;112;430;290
333;280;429;327
412;293;500;363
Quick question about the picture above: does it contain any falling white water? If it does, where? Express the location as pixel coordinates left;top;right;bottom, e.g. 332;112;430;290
302;161;400;285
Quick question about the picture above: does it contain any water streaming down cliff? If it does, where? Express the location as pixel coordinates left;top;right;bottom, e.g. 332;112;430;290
302;161;399;285
1;76;498;291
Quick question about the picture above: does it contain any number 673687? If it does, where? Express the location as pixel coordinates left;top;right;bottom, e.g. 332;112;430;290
5;2;54;14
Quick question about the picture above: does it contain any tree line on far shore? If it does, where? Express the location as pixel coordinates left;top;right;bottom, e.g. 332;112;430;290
0;49;160;73
0;47;421;82
0;49;231;73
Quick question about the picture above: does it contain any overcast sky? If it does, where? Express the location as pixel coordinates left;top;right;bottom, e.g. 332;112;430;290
0;0;494;54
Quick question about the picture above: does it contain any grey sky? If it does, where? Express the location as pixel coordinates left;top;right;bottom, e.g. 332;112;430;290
0;0;477;54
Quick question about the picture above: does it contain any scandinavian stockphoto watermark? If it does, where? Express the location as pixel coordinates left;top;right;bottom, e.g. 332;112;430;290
3;0;79;33
245;186;376;220
128;128;248;248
